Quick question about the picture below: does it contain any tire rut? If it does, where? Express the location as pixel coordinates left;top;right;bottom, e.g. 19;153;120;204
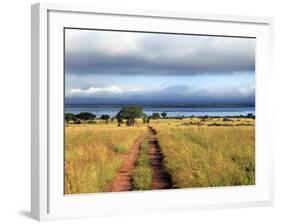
148;126;172;190
107;135;146;192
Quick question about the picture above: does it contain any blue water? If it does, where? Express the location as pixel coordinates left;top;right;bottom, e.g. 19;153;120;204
65;106;255;118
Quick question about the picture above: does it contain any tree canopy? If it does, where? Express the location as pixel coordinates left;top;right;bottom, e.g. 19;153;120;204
75;112;96;120
65;113;76;123
116;105;144;126
161;112;167;119
151;112;160;119
100;114;111;123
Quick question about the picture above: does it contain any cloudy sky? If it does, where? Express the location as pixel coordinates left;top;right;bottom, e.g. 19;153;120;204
65;29;255;105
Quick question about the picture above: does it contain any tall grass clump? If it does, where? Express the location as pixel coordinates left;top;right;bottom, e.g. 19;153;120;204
65;124;147;194
112;144;129;153
154;125;255;188
132;141;152;190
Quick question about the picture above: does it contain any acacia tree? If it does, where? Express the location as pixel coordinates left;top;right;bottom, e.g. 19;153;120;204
116;105;144;126
100;114;110;124
161;112;167;119
247;113;255;119
151;112;160;119
75;112;96;121
65;113;76;123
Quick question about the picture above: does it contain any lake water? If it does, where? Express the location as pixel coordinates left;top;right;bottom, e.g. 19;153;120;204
65;106;255;118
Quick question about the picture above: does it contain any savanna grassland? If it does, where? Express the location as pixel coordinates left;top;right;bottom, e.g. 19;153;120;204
155;124;255;188
65;116;255;194
64;123;147;194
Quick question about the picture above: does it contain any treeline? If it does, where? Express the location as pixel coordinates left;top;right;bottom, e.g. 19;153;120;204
65;105;255;126
65;112;112;124
65;106;170;126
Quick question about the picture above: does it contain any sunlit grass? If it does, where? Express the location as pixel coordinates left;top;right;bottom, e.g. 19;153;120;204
154;123;255;188
132;140;152;190
64;124;147;194
65;117;255;194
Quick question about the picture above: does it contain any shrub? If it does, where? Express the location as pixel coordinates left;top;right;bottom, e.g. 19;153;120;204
146;117;151;124
223;117;232;122
208;123;233;126
201;115;208;122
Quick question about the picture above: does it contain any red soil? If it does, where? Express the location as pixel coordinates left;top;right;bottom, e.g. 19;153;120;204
148;127;172;190
107;135;146;192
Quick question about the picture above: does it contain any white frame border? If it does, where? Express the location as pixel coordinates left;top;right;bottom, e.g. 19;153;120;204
31;2;275;221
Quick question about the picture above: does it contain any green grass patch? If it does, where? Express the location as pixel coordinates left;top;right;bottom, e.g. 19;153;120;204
132;141;152;190
132;166;152;190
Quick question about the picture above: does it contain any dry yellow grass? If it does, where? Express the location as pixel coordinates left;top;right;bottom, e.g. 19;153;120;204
65;124;147;194
149;117;255;127
65;117;255;194
154;122;255;188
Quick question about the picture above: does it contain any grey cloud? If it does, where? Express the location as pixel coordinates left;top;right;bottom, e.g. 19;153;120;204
65;29;256;76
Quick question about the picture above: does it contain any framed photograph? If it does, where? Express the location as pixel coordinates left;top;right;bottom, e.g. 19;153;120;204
31;2;274;221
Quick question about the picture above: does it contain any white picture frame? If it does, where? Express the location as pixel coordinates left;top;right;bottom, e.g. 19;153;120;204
31;2;274;221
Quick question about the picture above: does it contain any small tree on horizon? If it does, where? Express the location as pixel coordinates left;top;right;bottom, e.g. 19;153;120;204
151;112;160;119
247;113;255;119
201;115;208;122
161;112;167;119
75;112;96;121
100;114;110;124
65;113;76;123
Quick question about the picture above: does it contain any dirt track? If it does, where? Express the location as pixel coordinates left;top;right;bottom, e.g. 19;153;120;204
148;127;172;190
107;135;146;192
107;126;172;192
